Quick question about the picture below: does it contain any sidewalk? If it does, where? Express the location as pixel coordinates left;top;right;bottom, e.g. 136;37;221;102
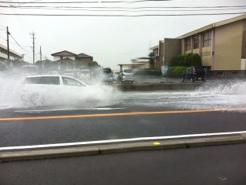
133;76;182;84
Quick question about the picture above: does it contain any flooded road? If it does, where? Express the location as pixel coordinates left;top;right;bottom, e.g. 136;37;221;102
0;78;246;148
0;74;246;112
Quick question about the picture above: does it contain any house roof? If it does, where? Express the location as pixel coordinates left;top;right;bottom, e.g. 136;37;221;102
77;53;93;58
177;13;246;39
51;50;77;56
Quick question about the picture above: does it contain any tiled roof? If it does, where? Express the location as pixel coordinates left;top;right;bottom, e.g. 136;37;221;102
77;53;93;58
51;50;77;56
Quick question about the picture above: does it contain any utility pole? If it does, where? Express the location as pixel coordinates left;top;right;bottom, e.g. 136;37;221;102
6;26;10;61
40;45;42;62
30;32;36;64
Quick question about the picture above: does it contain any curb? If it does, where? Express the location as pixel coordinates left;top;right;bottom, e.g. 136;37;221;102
1;132;246;162
115;83;202;91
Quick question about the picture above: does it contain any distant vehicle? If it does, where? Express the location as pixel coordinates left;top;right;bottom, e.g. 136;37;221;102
98;67;113;84
20;65;39;76
119;68;134;83
21;75;102;106
182;66;206;82
80;69;90;82
63;69;80;78
112;71;120;82
48;70;59;75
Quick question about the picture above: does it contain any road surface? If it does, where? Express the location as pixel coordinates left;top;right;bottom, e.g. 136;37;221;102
1;143;246;185
0;87;246;147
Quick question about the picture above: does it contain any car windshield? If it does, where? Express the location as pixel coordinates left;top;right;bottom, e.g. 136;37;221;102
1;0;246;184
102;68;112;73
123;69;132;73
62;76;86;86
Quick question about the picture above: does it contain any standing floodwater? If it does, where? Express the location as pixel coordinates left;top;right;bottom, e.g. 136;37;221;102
1;76;246;111
118;80;246;110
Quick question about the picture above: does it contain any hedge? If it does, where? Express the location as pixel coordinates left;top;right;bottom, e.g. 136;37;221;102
167;66;187;77
171;53;202;67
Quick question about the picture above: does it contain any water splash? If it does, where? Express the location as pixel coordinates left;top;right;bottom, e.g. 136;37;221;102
120;80;246;111
0;74;122;109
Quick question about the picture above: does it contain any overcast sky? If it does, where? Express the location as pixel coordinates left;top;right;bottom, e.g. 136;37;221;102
0;0;245;69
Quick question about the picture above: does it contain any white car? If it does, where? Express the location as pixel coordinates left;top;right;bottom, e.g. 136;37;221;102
113;71;120;82
119;68;134;83
21;75;103;107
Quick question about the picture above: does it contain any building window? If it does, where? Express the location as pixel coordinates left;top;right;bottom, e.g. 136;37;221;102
202;31;211;47
185;38;191;51
193;35;199;49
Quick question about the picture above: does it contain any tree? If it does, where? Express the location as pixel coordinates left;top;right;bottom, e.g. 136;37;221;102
171;53;202;67
88;61;100;68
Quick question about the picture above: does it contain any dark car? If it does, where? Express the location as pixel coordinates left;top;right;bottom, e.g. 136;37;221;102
182;66;206;82
98;67;113;84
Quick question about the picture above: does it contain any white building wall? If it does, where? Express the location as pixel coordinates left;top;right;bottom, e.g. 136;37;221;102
53;56;60;61
0;44;22;60
53;56;75;61
241;59;246;70
0;51;21;60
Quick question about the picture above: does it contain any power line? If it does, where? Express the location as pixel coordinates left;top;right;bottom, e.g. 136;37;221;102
0;35;31;48
1;4;246;9
2;5;246;12
0;12;245;17
9;33;29;51
0;25;6;29
0;0;173;4
7;0;33;37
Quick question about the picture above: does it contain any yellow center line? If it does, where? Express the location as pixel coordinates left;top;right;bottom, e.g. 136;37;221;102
0;107;245;121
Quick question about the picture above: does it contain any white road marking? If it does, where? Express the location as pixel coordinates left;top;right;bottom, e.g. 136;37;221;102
14;107;124;113
1;130;246;151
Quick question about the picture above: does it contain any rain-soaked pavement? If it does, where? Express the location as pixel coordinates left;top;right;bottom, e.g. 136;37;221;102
0;77;246;147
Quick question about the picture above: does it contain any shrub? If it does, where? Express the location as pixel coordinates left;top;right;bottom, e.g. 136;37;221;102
167;66;187;77
135;68;162;76
171;53;202;67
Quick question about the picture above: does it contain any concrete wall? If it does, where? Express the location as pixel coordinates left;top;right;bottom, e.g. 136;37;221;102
214;20;243;70
163;38;181;66
157;40;164;69
201;47;212;67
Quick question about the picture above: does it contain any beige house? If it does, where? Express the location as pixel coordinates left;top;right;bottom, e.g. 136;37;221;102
51;50;93;70
152;14;246;71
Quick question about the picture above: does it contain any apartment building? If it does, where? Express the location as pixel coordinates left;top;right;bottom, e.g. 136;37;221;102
0;43;22;61
152;14;246;71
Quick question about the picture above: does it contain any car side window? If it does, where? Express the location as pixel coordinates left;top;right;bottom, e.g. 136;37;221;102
40;77;60;85
24;77;40;84
24;76;60;85
62;77;85;86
